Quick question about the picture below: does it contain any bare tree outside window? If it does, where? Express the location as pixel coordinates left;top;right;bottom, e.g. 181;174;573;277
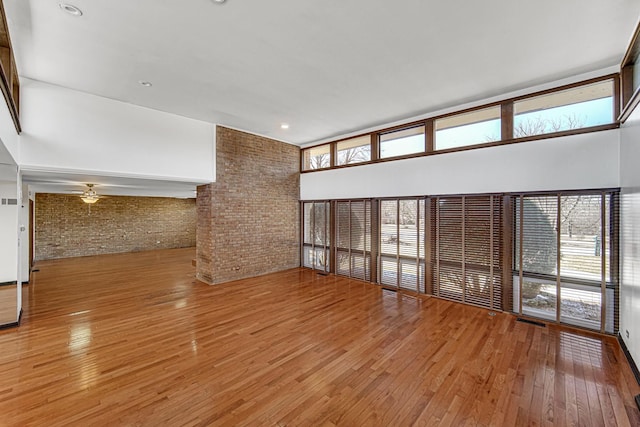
337;146;370;165
514;114;584;138
309;152;329;169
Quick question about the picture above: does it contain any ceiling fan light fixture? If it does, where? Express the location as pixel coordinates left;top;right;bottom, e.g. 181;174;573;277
59;3;83;16
80;184;99;204
81;196;99;204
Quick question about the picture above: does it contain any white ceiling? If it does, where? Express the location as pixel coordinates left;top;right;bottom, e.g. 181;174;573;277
3;0;640;197
22;171;198;199
5;0;640;146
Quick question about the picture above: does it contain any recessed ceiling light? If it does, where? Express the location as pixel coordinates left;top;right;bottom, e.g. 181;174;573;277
139;81;153;87
59;3;83;16
212;0;227;3
280;123;290;129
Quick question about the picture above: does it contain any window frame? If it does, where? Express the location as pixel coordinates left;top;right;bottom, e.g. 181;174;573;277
335;135;373;166
378;124;428;160
620;18;640;122
0;1;21;132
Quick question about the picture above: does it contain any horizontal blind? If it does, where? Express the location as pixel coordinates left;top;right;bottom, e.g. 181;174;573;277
434;197;463;301
379;200;399;286
464;196;502;309
335;200;371;281
433;195;502;309
302;201;330;272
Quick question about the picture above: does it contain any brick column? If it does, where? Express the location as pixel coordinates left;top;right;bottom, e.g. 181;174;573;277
196;126;300;285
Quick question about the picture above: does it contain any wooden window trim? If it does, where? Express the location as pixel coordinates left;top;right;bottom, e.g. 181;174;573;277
425;120;434;153
620;18;640;122
301;143;332;172
378;123;428;160
370;134;379;162
501;102;513;141
619;88;640;123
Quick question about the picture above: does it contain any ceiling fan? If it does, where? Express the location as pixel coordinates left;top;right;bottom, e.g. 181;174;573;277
80;184;99;204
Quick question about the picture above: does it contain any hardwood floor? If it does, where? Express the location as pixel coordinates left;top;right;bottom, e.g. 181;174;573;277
0;284;17;325
0;248;638;426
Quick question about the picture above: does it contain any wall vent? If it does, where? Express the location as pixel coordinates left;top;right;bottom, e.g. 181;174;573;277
1;198;17;205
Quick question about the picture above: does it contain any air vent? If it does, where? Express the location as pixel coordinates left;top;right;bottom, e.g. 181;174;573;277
516;317;546;327
1;198;18;205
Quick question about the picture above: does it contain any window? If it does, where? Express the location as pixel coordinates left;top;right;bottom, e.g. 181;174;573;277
435;106;501;150
513;80;614;138
513;192;617;333
335;200;372;280
379;199;426;292
302;201;331;271
302;144;331;171
379;126;425;159
431;195;503;310
301;76;617;174
336;136;371;166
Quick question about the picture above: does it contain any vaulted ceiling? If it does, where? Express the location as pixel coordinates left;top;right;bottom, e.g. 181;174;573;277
5;0;640;146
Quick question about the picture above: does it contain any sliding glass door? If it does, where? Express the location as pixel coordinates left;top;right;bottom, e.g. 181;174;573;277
301;201;331;272
514;192;617;333
378;199;426;292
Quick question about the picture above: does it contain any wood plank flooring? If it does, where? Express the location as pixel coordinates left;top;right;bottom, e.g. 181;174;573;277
0;284;17;325
0;247;638;426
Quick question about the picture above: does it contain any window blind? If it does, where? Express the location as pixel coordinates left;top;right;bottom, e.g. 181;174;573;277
302;201;331;272
432;195;502;310
335;200;372;281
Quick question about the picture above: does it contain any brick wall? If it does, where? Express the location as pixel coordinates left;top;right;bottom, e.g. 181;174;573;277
196;126;300;285
35;193;196;260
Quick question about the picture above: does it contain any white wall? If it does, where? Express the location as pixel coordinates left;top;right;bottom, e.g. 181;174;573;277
301;130;620;200
0;179;18;285
19;182;29;282
0;89;19;165
19;79;216;183
620;106;640;371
